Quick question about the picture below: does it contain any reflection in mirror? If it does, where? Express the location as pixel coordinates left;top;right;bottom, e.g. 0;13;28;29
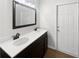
13;1;36;29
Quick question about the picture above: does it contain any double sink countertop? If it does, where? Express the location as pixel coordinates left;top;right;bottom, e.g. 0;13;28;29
0;29;47;58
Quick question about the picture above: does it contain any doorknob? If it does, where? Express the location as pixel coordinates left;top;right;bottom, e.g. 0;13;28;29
57;26;59;28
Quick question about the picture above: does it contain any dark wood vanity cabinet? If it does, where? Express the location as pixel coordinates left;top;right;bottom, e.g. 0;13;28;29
0;48;1;58
0;32;48;58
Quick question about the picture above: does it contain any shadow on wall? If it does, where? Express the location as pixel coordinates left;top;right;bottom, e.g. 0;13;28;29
48;32;55;49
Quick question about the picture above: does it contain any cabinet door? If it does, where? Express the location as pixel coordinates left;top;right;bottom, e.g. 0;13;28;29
14;49;31;58
14;45;31;58
1;48;10;58
43;32;48;54
30;38;44;58
31;44;44;58
0;48;1;58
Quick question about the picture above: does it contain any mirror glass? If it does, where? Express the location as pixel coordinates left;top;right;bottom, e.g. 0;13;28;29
13;1;36;29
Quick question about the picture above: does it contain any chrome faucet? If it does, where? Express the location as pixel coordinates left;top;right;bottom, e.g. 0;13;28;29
13;33;20;40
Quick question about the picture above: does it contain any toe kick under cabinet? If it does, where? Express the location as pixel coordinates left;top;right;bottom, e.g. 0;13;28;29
0;32;48;58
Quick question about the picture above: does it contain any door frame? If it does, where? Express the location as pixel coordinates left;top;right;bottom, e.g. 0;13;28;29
56;2;79;57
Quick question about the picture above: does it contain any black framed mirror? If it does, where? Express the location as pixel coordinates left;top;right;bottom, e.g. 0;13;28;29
13;0;37;29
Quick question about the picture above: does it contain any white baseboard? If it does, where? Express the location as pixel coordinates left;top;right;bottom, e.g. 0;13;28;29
57;49;78;57
48;45;79;57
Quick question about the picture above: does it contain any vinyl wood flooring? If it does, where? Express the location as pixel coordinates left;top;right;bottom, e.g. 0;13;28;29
44;48;75;58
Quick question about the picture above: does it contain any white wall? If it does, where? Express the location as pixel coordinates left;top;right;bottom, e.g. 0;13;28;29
0;0;39;43
56;0;78;5
39;0;78;49
39;0;56;49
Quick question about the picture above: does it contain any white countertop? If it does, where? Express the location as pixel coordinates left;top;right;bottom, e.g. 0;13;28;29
0;29;47;58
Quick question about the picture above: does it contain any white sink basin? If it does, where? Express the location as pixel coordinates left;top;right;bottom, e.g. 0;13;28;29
13;37;29;46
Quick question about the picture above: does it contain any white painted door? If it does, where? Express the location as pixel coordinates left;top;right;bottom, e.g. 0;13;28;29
57;3;78;57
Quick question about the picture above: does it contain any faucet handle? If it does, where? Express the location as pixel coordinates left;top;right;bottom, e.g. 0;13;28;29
16;33;20;37
12;33;20;40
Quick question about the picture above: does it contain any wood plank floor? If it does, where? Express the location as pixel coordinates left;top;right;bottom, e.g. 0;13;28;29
44;48;75;58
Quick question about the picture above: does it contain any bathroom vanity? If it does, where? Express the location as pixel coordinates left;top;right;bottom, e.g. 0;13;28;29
0;29;48;58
